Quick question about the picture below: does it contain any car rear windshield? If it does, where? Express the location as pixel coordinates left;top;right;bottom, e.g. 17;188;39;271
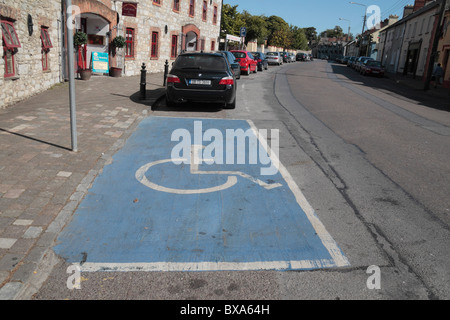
367;61;381;67
251;52;260;58
266;52;277;56
173;55;227;71
232;52;246;58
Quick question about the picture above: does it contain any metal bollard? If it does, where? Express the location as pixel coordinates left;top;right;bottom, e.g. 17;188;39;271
140;63;146;100
163;60;169;86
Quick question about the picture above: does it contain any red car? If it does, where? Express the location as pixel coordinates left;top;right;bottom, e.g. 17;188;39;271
231;50;257;75
360;60;385;77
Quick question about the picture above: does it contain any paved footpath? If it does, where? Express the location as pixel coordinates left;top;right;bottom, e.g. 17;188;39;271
0;72;164;299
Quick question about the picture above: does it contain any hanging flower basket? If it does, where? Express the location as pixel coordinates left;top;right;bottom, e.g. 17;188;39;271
112;36;126;49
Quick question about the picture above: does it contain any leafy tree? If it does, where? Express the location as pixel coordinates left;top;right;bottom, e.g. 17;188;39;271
241;11;269;45
220;4;244;38
290;26;308;50
320;26;345;38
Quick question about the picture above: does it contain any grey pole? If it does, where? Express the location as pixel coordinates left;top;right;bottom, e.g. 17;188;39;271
65;0;78;152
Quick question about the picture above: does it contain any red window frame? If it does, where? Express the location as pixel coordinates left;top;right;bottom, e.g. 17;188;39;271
151;31;159;58
202;1;207;21
40;27;53;71
173;0;180;12
213;6;218;25
125;28;134;58
171;35;178;58
211;40;215;51
189;0;195;17
2;20;21;78
4;48;15;77
40;27;53;50
152;0;161;5
1;20;21;49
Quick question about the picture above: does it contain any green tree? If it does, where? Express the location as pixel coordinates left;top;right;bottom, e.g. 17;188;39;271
241;11;269;45
220;4;244;38
266;15;290;48
320;26;344;38
290;26;308;50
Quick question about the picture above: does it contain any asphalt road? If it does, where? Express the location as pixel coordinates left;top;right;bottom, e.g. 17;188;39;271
33;59;449;303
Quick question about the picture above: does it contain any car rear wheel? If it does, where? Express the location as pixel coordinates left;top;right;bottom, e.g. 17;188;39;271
224;98;236;109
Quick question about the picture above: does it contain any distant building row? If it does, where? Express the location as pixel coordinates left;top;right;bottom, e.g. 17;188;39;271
1;0;222;109
312;0;450;89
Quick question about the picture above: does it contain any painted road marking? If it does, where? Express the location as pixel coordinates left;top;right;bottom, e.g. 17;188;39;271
136;144;282;195
54;117;350;272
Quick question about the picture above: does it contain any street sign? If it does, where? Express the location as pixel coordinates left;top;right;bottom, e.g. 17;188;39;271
240;27;247;38
54;117;349;272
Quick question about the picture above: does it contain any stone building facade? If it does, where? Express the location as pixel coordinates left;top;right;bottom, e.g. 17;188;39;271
1;0;223;109
1;0;63;109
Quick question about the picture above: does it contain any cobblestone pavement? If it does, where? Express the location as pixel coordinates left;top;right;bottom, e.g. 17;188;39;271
0;73;165;299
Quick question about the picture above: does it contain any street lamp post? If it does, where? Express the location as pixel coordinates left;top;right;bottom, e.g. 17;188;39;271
339;18;351;56
349;2;367;57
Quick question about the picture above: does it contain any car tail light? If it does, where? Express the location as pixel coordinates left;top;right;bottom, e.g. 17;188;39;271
166;74;180;83
219;76;234;85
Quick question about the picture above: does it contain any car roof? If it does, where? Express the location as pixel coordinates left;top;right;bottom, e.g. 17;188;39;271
179;51;223;57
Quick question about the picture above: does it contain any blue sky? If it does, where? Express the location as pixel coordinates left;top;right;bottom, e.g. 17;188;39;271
223;0;414;35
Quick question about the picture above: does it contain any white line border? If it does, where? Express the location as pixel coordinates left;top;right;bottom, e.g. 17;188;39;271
78;118;350;272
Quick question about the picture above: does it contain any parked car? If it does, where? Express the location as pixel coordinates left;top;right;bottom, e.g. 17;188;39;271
266;52;283;65
215;50;241;79
354;56;373;72
296;53;307;61
360;60;385;77
288;53;296;62
280;52;289;63
341;56;350;64
308;54;314;61
231;50;258;75
251;52;268;71
165;52;237;109
347;56;356;67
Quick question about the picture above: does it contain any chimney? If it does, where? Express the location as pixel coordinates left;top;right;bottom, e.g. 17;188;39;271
403;5;414;17
388;15;399;25
413;0;426;11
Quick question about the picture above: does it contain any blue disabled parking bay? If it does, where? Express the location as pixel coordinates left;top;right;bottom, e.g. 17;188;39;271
54;117;350;272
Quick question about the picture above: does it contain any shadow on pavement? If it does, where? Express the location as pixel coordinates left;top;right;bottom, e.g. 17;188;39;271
129;87;224;113
329;63;450;113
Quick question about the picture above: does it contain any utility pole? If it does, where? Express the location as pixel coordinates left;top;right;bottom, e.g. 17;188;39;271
424;0;447;91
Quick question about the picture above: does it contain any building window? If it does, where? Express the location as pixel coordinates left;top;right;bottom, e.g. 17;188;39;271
151;31;159;58
40;27;53;71
171;35;178;58
211;40;215;51
173;0;180;12
213;6;218;25
1;20;21;78
189;0;195;17
126;28;134;58
202;1;208;21
153;0;161;5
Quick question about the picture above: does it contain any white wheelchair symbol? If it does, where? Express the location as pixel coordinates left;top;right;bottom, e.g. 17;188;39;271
135;145;282;195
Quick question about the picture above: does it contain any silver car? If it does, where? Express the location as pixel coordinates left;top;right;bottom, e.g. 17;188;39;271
288;53;296;62
266;52;283;66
